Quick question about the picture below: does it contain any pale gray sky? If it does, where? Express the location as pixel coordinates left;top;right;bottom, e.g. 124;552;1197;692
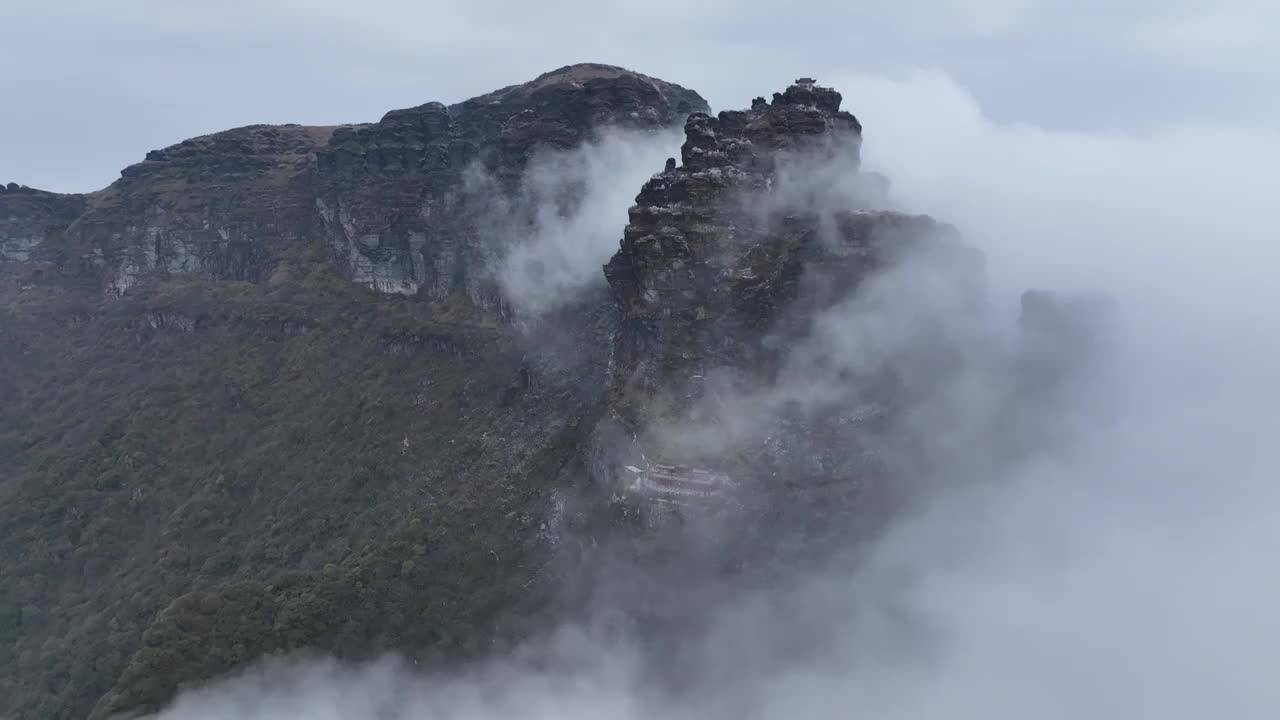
1;0;1275;193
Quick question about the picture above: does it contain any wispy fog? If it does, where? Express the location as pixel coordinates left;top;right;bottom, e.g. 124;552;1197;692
143;69;1280;719
475;127;684;319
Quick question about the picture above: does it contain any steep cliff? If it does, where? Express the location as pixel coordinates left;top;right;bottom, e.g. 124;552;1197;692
552;84;1101;645
79;124;336;295
603;86;966;414
593;81;981;531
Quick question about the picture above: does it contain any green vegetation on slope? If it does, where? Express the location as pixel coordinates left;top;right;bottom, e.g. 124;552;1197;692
0;251;601;719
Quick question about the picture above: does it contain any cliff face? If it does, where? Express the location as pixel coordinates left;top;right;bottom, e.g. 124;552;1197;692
79;124;337;295
311;64;706;303
604;88;965;408
0;185;87;280
554;84;1108;651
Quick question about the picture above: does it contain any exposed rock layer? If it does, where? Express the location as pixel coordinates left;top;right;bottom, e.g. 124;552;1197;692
311;64;706;302
0;64;706;304
0;186;86;274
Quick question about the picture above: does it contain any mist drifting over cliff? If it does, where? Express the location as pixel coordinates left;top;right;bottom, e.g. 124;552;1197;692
487;128;685;319
129;62;1280;720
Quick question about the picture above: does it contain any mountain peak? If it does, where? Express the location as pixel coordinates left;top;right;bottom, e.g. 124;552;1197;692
454;62;707;127
679;78;862;174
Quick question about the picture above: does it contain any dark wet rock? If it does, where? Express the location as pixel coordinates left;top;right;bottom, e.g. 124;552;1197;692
602;79;976;431
310;63;706;302
575;81;989;578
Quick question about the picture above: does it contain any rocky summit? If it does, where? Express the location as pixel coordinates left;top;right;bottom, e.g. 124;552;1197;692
0;67;1099;720
603;82;970;422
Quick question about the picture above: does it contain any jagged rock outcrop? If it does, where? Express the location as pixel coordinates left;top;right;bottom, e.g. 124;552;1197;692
598;80;981;471
311;64;707;301
533;82;994;633
561;81;1107;642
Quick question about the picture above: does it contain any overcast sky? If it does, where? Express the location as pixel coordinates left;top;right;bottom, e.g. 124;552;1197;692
1;0;1275;193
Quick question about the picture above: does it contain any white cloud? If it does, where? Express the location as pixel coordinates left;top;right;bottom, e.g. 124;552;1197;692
484;127;684;318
